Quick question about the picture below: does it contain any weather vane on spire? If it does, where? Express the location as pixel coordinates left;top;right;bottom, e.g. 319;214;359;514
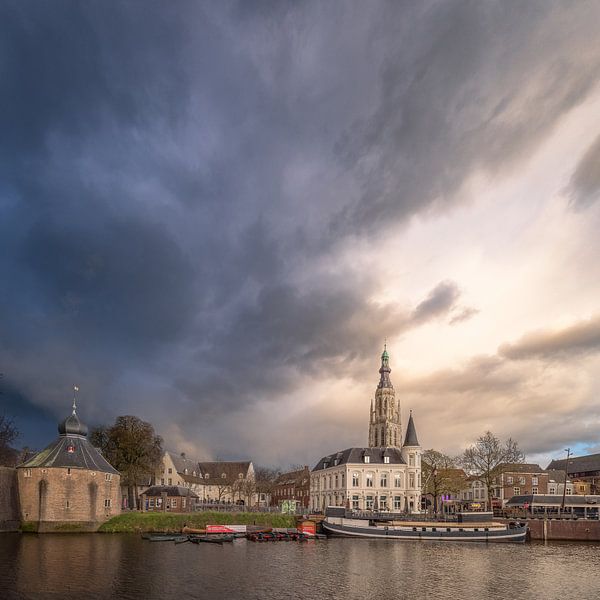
72;384;79;415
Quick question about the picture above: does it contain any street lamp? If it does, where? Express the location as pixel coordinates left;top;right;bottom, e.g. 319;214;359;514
560;448;571;516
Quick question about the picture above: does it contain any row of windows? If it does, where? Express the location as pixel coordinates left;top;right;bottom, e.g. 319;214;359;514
315;471;420;490
350;495;406;510
23;469;112;481
148;497;186;509
165;466;244;480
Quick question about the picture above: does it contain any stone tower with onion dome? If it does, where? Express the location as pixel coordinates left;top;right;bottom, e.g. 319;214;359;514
368;345;402;448
16;393;120;532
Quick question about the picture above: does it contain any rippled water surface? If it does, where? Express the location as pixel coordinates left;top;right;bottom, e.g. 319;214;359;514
1;533;599;600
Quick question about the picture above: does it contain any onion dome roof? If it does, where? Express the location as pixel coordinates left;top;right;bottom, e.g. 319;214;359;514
58;412;88;437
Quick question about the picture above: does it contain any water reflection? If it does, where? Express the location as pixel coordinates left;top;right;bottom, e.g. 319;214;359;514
1;535;599;600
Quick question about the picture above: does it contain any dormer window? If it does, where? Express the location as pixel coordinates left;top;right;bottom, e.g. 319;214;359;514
333;459;339;466
364;455;370;464
384;456;390;464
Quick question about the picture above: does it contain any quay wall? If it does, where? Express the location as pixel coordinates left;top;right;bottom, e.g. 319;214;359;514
0;467;20;532
526;518;600;542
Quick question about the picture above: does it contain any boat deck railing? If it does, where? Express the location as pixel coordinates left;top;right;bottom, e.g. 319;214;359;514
344;510;460;522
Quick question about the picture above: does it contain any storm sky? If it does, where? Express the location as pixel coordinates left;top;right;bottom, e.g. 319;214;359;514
2;1;600;468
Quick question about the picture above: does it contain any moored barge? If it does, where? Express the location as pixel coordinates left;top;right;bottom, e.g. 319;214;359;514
323;507;527;542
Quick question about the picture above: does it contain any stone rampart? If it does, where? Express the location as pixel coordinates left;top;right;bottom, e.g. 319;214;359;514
0;466;20;531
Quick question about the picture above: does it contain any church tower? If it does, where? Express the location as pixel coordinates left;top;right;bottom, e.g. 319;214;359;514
368;345;401;448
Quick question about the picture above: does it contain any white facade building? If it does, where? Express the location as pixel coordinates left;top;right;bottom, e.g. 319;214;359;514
311;347;422;513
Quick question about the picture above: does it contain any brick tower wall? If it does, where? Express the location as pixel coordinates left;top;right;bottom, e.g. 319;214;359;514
17;467;121;531
0;467;20;531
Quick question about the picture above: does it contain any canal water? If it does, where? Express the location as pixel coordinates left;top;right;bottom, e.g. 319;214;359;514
1;534;599;599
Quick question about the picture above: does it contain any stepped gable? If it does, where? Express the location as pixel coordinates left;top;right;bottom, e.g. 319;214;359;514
19;404;118;475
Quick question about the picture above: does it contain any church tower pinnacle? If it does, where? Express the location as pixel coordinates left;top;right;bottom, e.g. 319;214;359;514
368;344;401;448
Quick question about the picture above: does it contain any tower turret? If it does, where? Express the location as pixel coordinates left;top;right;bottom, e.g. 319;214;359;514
368;344;401;448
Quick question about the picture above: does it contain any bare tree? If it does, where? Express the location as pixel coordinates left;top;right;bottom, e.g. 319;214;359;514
422;449;465;514
0;414;19;466
254;466;281;505
461;431;524;510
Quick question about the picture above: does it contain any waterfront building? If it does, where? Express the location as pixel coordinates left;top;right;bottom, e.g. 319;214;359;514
458;476;489;508
547;453;600;494
271;466;310;510
154;451;257;504
139;485;198;512
311;347;422;513
506;494;600;518
17;399;120;531
197;460;255;504
546;469;574;496
488;463;548;506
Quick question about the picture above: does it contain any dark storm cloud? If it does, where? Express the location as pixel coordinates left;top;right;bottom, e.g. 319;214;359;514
567;133;600;209
173;278;463;416
1;1;599;463
499;315;600;361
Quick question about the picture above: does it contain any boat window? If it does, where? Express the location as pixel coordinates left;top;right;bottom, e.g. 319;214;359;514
474;528;479;531
431;527;436;532
421;527;426;532
446;528;451;532
484;528;489;532
412;527;417;532
459;528;463;532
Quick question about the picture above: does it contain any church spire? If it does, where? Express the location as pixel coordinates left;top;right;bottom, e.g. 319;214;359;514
369;344;400;448
378;343;393;389
403;410;420;447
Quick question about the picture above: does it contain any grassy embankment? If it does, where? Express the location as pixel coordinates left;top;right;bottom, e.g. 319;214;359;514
98;511;296;533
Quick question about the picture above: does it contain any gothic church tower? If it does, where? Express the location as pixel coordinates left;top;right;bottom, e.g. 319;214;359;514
368;345;401;448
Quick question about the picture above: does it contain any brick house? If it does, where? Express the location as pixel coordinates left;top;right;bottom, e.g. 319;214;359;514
271;466;310;509
140;485;198;512
489;463;548;505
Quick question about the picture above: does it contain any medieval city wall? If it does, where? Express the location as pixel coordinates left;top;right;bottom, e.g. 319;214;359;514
0;467;20;531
